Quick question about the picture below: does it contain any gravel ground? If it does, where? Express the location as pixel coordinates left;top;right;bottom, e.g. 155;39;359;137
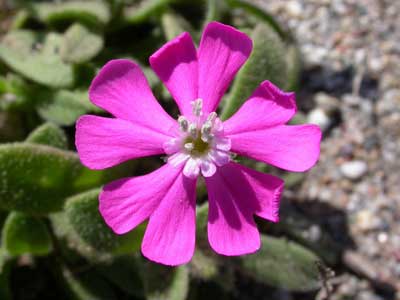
258;0;400;299
0;0;398;298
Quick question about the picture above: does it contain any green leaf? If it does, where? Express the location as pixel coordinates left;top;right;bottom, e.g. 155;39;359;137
96;255;144;298
31;1;111;27
0;249;12;300
61;267;118;300
26;123;68;149
141;263;189;300
271;206;341;264
226;0;289;40
61;23;104;64
10;10;29;30
0;143;114;214
0;30;75;88
285;44;302;91
0;112;25;143
221;23;288;119
0;74;34;111
190;249;218;280
61;189;144;258
196;202;208;237
239;235;322;292
2;212;52;256
37;89;99;126
203;0;228;25
161;10;194;40
123;0;171;24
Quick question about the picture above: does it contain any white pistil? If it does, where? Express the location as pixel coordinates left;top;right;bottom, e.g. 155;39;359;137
191;98;203;117
178;116;189;132
184;143;194;151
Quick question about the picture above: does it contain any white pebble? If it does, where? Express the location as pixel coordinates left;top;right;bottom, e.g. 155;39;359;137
307;108;331;131
340;160;368;180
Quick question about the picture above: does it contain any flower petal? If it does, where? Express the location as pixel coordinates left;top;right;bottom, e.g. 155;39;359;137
168;152;190;167
183;157;200;178
209;149;230;167
99;164;182;234
141;173;197;266
200;158;217;177
89;59;177;135
198;21;252;113
205;163;261;256
150;32;198;116
225;163;284;222
76;115;171;169
228;124;322;172
223;80;297;134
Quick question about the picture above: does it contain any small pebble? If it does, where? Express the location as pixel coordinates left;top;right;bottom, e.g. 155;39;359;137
307;108;331;131
340;160;368;180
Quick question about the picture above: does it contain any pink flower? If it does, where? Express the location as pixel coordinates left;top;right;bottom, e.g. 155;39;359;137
75;22;321;266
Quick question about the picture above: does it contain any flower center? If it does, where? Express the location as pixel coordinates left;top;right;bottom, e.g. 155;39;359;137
164;98;231;178
184;133;210;157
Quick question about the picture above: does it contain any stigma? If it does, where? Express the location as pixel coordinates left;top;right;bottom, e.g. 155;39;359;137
163;99;231;178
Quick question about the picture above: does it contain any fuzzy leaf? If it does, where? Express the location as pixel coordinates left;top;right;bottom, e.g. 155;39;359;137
0;74;34;111
0;112;25;143
26;123;68;149
37;89;99;126
285;44;302;91
31;1;111;27
0;30;74;88
123;0;171;24
2;212;52;256
61;23;104;64
141;263;189;300
0;143;114;214
62;267;117;300
10;10;30;30
240;235;322;292
221;23;288;119
96;256;144;298
226;0;289;40
161;11;193;40
0;249;12;300
63;189;144;257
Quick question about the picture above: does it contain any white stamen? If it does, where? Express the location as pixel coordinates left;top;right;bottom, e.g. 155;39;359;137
178;116;189;132
188;123;197;137
201;121;213;142
184;143;194;151
206;112;217;123
191;98;203;117
166;107;231;178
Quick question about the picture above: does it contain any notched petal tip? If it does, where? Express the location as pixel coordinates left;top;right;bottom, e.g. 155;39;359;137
259;80;297;113
204;21;253;54
149;31;198;116
149;31;193;64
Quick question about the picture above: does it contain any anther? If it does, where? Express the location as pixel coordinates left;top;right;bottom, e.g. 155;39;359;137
188;123;197;137
191;98;203;117
178;116;189;132
201;121;213;142
206;112;217;123
184;143;194;151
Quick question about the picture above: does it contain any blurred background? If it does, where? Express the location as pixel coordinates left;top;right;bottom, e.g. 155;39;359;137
0;0;399;299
